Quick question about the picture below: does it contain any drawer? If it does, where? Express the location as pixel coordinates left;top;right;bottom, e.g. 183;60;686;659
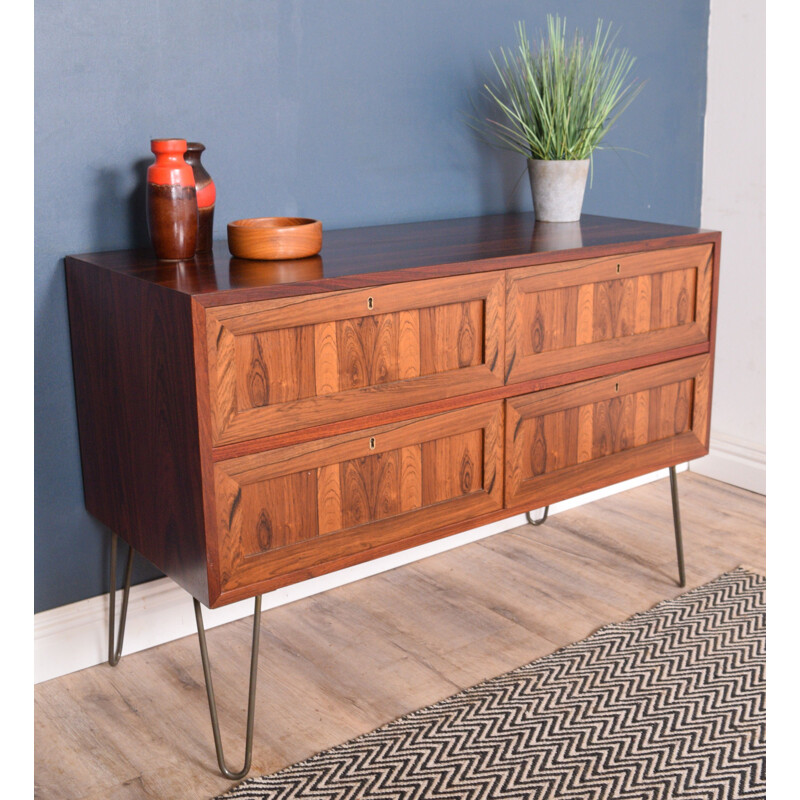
211;401;504;603
203;272;505;446
505;245;714;384
505;355;711;510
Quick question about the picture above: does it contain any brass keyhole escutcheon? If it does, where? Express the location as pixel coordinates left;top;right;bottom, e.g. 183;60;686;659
369;437;376;450
367;296;374;310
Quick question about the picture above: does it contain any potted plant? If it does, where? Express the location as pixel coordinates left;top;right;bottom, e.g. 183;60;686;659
471;15;642;222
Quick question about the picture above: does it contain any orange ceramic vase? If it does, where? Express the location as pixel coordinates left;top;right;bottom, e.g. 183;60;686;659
146;139;197;260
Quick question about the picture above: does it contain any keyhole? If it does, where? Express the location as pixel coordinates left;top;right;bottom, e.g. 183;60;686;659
615;382;619;392
369;437;376;450
367;296;374;310
616;263;621;274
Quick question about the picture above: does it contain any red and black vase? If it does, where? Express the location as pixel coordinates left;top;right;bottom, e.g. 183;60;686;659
184;142;216;253
146;138;197;260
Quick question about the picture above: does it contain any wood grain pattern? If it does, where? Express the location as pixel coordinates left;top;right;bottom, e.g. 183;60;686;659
234;325;316;409
69;213;718;308
419;301;484;373
421;430;483;506
239;471;319;555
317;463;343;535
65;215;721;612
190;301;222;604
400;445;423;512
226;216;322;261
211;402;504;606
505;355;711;510
205;272;504;446
65;258;211;605
506;245;714;383
340;450;401;528
210;341;711;462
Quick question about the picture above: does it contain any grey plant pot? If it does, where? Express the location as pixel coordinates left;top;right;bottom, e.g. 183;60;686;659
528;158;590;222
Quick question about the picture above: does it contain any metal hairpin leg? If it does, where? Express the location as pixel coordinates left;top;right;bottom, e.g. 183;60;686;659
194;595;262;780
669;466;686;587
108;533;134;666
525;506;549;526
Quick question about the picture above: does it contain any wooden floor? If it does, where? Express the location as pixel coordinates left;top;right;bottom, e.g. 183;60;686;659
34;473;765;800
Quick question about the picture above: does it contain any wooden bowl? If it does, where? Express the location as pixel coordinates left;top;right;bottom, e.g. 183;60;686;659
227;217;322;260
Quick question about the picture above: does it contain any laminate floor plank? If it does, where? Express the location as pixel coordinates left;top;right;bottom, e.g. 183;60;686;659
34;473;766;800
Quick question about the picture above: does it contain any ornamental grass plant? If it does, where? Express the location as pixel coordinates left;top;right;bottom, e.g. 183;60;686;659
473;15;642;162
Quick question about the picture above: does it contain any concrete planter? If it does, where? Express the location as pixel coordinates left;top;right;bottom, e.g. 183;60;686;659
527;158;590;222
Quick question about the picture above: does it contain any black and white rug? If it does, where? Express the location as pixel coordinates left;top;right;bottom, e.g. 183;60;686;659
218;569;766;799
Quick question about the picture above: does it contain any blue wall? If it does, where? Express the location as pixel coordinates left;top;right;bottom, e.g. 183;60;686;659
35;0;709;613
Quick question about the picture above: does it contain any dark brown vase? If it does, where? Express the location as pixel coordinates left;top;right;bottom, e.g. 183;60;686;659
184;142;216;253
146;138;197;260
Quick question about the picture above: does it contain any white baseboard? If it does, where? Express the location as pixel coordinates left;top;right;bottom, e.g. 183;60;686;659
690;431;766;495
34;465;684;684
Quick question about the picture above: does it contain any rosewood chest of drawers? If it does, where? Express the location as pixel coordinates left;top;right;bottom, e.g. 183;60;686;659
66;213;720;610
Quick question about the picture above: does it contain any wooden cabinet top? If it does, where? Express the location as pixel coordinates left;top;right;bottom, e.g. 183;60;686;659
68;213;719;307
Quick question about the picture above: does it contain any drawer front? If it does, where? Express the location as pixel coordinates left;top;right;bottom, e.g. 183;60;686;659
204;272;505;446
505;355;711;509
212;402;504;599
506;245;714;384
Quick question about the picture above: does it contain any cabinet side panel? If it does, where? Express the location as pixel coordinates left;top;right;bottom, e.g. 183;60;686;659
65;259;209;604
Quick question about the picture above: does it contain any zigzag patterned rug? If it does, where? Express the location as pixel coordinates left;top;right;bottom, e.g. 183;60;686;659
218;569;766;800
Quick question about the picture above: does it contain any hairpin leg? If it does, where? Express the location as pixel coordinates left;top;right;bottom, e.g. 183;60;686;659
194;595;262;780
525;506;549;526
108;533;134;667
669;466;686;587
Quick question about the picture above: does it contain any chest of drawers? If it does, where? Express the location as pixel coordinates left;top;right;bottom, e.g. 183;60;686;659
66;213;720;610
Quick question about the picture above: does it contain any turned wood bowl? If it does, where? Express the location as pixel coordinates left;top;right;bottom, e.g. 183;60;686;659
227;217;322;260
